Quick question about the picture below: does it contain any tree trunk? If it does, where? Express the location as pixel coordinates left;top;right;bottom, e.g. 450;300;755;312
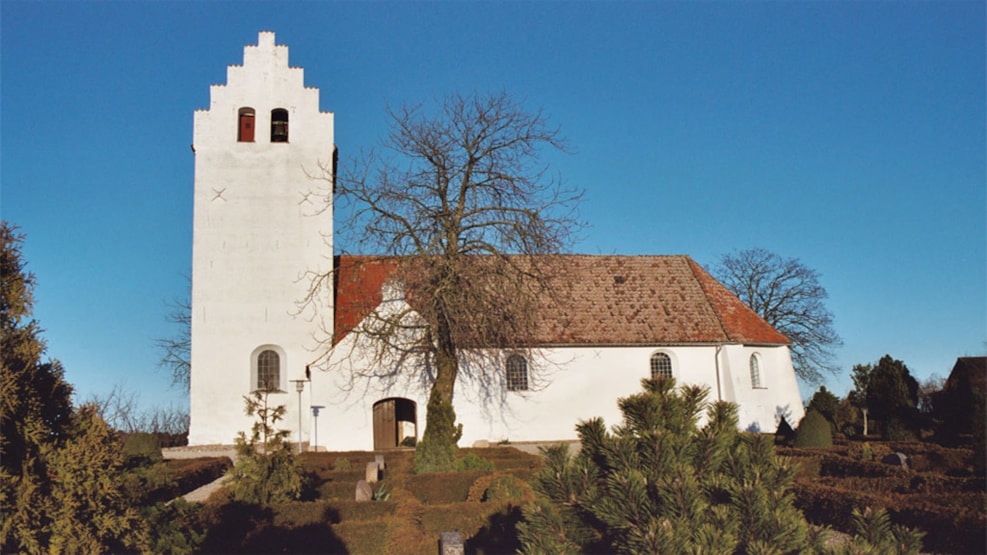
413;321;462;473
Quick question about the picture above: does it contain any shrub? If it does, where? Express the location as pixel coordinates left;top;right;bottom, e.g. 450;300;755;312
838;507;925;555
883;417;918;442
332;457;351;472
453;452;495;471
413;389;462;473
518;378;925;554
122;432;163;466
406;470;488;504
483;474;531;503
518;378;823;553
45;405;151;553
227;391;302;504
143;499;207;555
775;415;796;446
795;410;833;448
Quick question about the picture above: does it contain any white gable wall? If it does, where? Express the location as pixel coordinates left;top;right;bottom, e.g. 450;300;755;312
189;32;333;446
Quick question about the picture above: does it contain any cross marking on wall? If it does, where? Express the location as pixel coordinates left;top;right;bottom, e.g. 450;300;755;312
211;187;227;202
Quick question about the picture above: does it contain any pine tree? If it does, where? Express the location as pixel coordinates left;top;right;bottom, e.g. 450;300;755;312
1;222;74;552
519;377;925;554
518;378;821;553
227;390;302;504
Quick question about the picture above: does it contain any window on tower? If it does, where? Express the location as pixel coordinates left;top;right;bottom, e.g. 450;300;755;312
238;108;256;142
257;349;280;391
271;108;289;142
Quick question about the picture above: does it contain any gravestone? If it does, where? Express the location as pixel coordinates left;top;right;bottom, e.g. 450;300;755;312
375;454;386;471
439;531;464;555
366;461;381;483
355;480;372;502
881;452;910;470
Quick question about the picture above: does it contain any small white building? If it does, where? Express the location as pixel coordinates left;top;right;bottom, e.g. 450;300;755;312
188;32;805;450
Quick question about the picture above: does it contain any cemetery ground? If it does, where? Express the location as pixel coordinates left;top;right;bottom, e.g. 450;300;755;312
155;437;985;554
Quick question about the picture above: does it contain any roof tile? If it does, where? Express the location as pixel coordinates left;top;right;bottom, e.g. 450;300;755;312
333;254;790;346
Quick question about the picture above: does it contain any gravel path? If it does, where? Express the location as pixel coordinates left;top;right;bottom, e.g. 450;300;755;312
163;446;236;503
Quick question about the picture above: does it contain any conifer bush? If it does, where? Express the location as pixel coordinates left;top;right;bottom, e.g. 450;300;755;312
227;391;302;504
775;415;797;446
518;378;826;553
45;405;150;553
122;432;163;466
795;410;833;448
453;452;495;471
412;389;462;473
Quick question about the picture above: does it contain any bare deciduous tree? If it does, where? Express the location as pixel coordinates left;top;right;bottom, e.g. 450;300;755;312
156;292;191;390
86;385;189;436
712;248;842;385
315;92;582;470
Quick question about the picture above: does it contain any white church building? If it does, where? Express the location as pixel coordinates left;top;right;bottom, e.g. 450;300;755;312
188;32;805;451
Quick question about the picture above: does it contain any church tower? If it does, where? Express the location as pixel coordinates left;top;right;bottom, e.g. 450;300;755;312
188;32;334;445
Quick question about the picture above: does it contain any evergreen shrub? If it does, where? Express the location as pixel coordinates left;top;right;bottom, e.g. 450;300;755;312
413;389;462;473
795;410;833;448
227;391;302;504
122;432;163;466
518;378;826;553
453;452;495;471
775;415;797;446
406;470;487;504
483;474;531;503
332;457;352;472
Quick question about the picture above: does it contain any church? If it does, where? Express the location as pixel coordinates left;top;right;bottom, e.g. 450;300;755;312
188;32;805;451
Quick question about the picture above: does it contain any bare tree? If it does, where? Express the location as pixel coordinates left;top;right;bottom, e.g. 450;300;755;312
316;92;582;470
155;292;190;390
712;248;842;385
86;385;189;437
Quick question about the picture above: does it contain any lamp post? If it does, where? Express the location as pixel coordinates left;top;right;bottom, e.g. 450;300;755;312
290;379;307;453
310;405;325;452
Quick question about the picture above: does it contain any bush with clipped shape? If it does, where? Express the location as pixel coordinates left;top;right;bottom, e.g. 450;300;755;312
795;409;833;448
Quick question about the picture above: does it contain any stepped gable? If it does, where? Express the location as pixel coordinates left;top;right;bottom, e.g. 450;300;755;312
332;254;789;346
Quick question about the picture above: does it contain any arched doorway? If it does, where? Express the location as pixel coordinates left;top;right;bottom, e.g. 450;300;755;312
372;398;417;450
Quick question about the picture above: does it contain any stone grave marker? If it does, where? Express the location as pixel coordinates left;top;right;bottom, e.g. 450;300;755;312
439;531;464;555
355;479;372;502
366;461;381;483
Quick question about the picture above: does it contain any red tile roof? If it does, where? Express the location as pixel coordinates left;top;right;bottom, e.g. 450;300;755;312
333;254;789;347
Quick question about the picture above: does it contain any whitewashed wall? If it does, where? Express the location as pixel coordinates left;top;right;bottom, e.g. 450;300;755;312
307;325;806;451
189;32;333;446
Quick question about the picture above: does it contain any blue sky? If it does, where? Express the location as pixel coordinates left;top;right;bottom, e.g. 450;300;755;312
2;1;984;414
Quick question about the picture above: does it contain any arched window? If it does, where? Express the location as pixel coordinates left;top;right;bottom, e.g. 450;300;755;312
750;353;763;388
271;108;289;142
238;107;256;142
650;352;673;380
506;354;528;391
257;349;280;391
